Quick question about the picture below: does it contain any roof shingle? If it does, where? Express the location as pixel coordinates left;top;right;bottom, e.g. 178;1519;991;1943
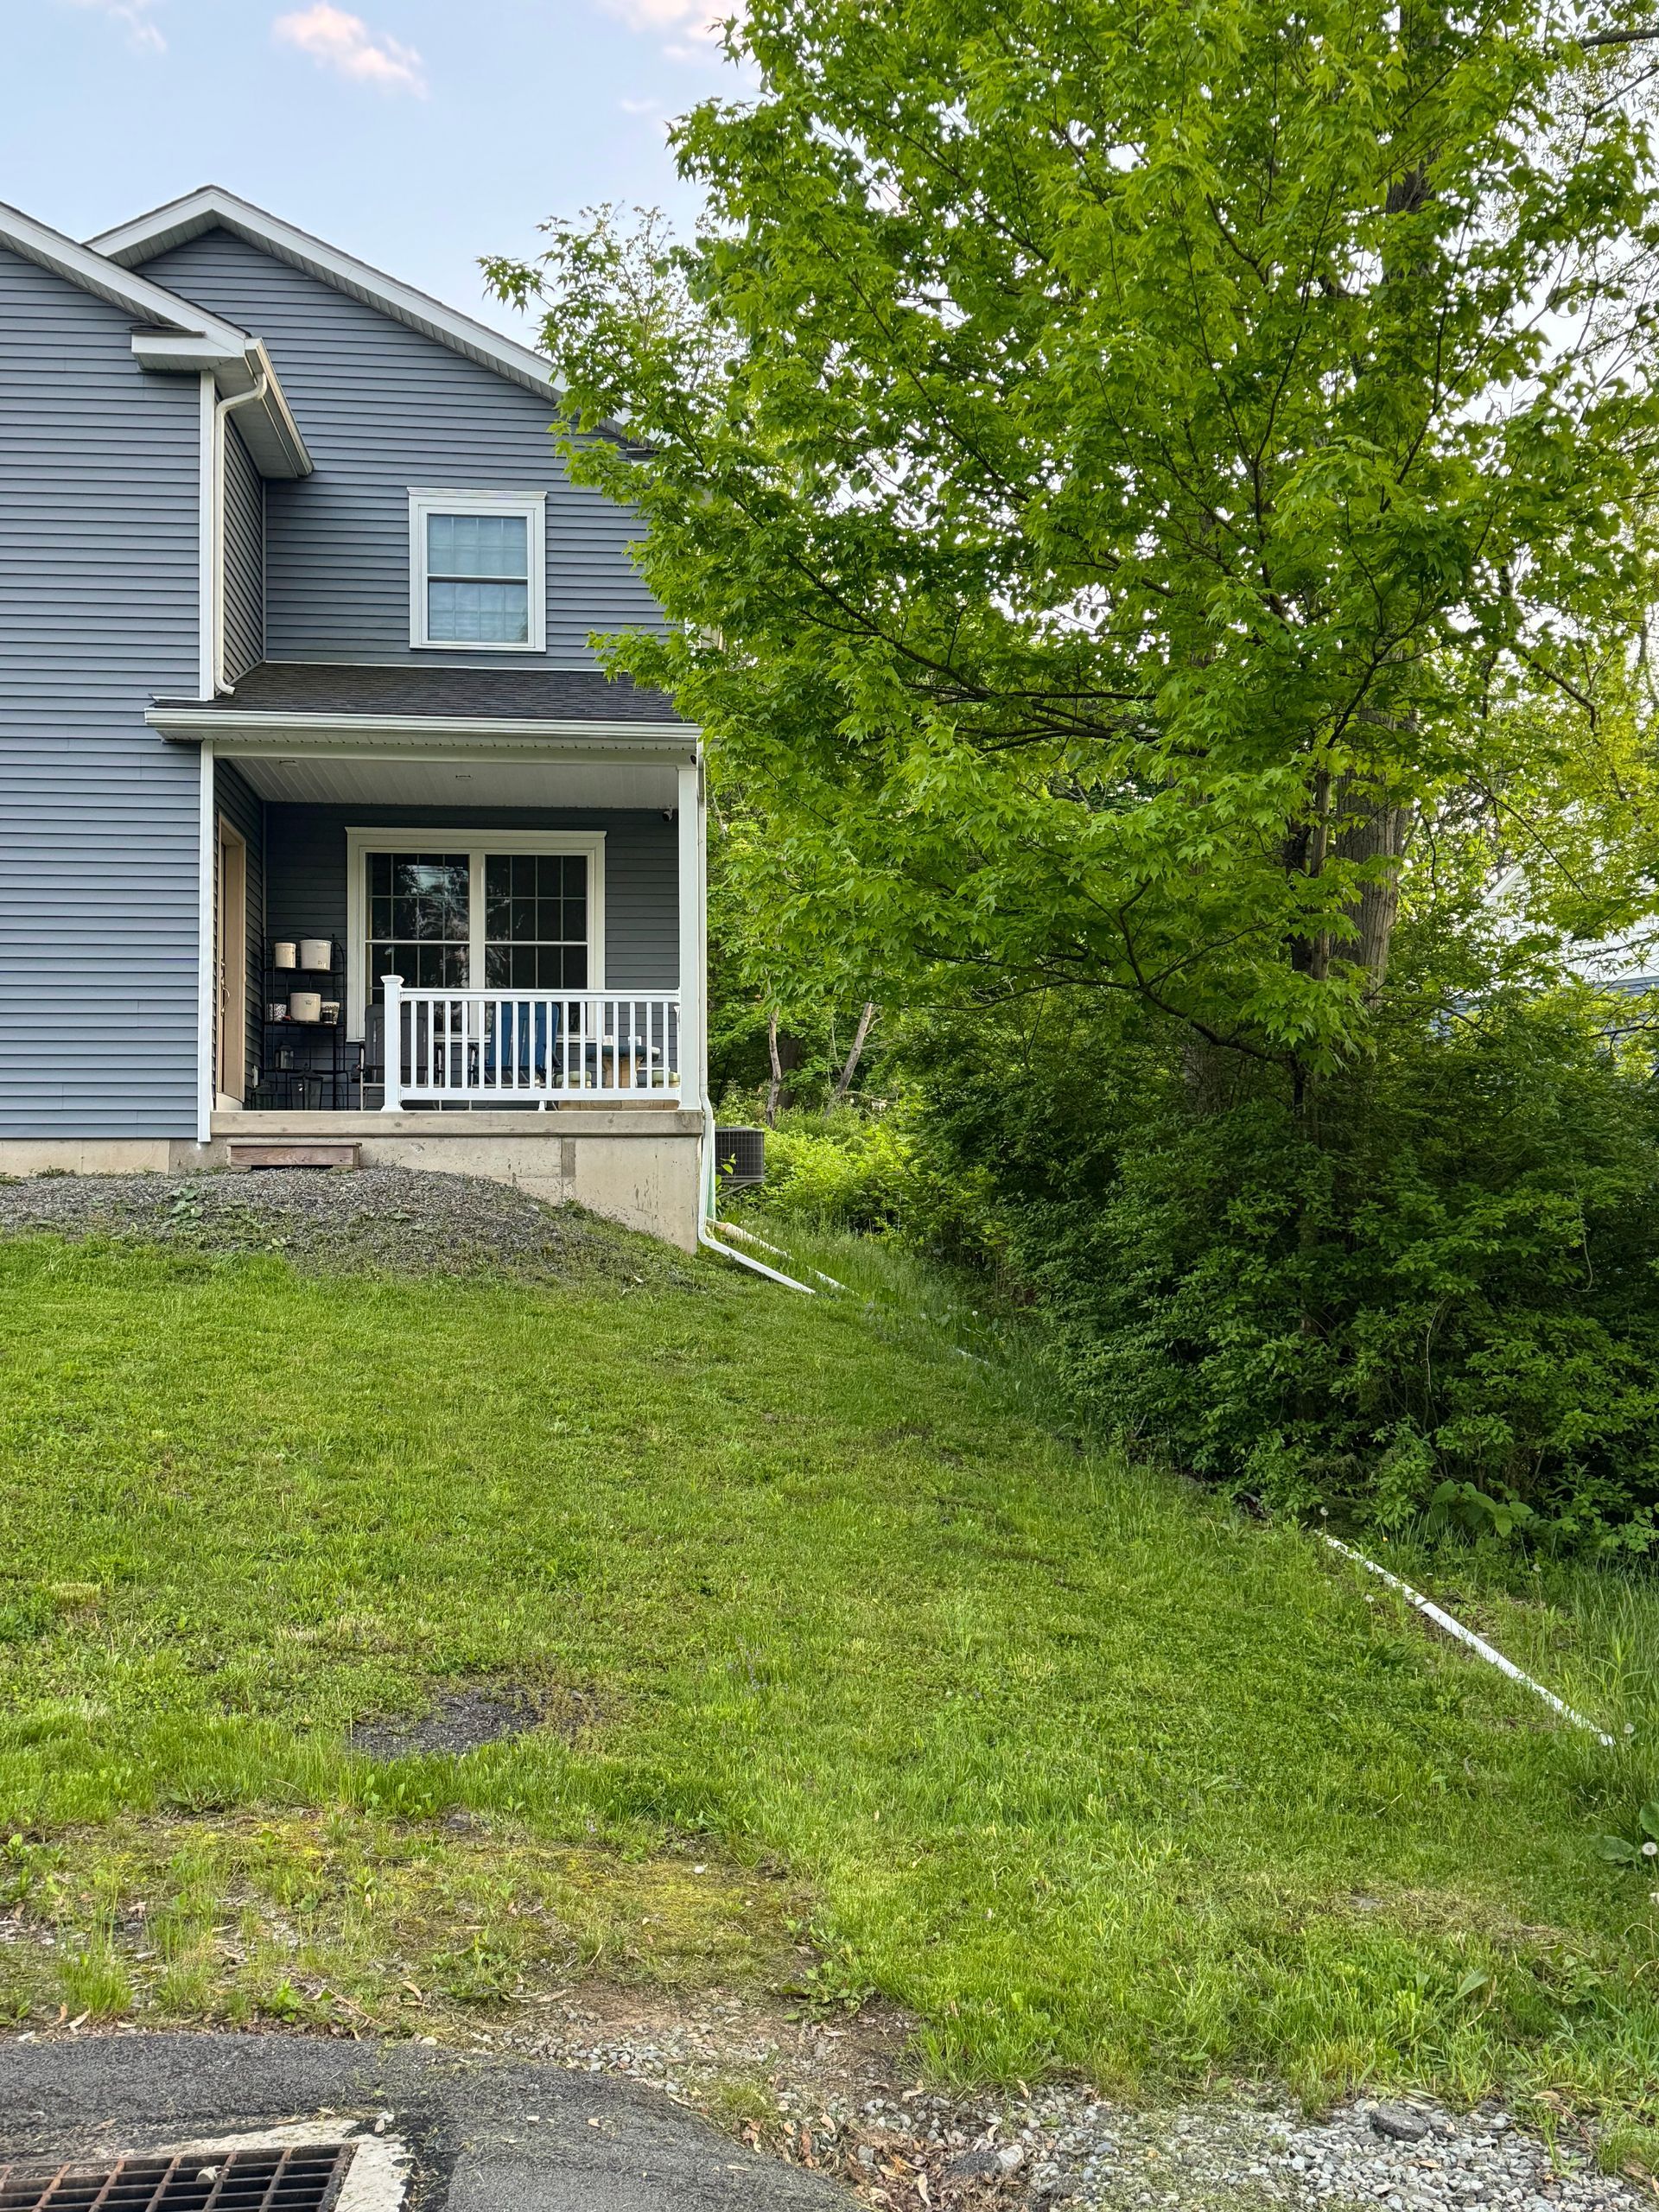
153;661;688;726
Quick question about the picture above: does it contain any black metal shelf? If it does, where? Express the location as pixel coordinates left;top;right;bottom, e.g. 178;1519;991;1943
252;938;360;1110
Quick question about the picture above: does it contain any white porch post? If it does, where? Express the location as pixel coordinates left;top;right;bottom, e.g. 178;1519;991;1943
677;756;705;1112
195;737;215;1144
382;974;404;1110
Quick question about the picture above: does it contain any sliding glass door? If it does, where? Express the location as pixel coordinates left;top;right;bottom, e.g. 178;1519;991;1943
349;832;604;1036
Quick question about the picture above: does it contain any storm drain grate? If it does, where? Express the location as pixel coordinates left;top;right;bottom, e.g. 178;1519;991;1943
0;2147;355;2212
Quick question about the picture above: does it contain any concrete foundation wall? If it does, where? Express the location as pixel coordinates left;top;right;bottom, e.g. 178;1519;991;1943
0;1112;703;1252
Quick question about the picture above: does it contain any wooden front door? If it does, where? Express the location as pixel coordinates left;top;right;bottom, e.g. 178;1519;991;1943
215;817;247;1104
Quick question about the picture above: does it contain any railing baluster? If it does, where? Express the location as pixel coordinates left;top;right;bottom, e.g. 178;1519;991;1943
383;990;682;1105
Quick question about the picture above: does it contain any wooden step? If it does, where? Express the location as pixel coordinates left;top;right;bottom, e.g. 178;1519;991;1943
226;1141;361;1171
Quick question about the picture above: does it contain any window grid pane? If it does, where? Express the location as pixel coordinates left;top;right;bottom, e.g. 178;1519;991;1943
428;578;529;645
483;854;588;992
366;851;590;1006
427;512;528;579
366;853;470;1003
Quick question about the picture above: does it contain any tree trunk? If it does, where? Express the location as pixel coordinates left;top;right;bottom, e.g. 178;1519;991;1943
1335;792;1409;995
831;1001;877;1102
764;1014;804;1125
766;1011;784;1128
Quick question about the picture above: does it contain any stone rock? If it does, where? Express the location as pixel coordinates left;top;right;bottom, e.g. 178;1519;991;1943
1372;2107;1432;2145
943;2147;1003;2181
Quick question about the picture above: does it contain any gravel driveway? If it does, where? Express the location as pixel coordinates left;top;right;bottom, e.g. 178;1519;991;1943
0;1166;696;1288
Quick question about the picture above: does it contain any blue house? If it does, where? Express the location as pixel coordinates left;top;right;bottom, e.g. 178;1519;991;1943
0;187;708;1248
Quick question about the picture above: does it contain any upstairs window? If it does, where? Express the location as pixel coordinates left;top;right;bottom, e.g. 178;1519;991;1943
409;488;545;651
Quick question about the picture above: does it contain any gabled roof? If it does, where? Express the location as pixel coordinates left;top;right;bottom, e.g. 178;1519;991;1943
90;184;558;403
0;196;311;477
0;195;249;348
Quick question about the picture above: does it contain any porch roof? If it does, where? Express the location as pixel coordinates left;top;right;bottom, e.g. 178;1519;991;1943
152;660;689;726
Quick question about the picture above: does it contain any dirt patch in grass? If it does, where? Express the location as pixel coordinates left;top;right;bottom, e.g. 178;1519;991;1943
0;1167;697;1290
348;1682;603;1758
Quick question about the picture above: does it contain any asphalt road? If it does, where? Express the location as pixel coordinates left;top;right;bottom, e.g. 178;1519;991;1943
0;2033;858;2211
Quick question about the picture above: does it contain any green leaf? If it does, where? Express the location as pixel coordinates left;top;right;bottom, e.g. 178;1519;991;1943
1455;1967;1493;2000
1598;1835;1640;1864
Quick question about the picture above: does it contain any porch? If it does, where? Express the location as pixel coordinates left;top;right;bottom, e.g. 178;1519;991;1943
162;674;708;1248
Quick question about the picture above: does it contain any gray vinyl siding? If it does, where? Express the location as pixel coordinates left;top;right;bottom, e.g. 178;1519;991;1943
135;229;664;672
265;806;677;993
213;757;264;1084
0;245;202;1138
221;419;264;682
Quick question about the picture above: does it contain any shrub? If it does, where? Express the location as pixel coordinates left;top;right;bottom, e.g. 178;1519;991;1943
744;1109;917;1232
895;986;1659;1549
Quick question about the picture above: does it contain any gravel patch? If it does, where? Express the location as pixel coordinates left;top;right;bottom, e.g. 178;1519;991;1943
488;1993;1648;2212
1003;2092;1644;2212
0;1167;696;1289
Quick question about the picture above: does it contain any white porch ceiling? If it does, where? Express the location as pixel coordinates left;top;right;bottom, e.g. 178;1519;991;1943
227;753;681;811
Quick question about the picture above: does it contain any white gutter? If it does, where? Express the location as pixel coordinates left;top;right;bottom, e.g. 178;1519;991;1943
148;710;697;752
1323;1535;1615;1745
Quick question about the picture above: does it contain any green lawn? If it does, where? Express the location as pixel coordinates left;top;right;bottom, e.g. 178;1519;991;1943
3;1226;1659;2119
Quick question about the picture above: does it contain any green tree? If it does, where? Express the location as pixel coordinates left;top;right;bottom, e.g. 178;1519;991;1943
489;0;1659;1090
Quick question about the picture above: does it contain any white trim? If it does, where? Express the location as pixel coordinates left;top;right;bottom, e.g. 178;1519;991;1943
89;185;562;404
148;708;696;753
143;335;310;480
677;758;706;1116
197;374;216;697
408;488;546;654
216;813;249;1104
0;194;250;347
344;827;606;1040
196;739;217;1142
0;200;308;480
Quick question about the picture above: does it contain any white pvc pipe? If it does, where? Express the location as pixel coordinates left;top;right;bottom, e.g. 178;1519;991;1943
1323;1535;1615;1746
697;1101;817;1294
717;1217;849;1292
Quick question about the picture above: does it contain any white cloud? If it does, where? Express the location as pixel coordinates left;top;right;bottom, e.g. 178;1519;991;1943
271;3;427;94
600;0;736;63
59;0;166;54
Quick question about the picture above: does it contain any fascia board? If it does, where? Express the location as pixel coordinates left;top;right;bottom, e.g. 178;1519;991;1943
130;332;312;478
146;706;700;759
91;184;561;403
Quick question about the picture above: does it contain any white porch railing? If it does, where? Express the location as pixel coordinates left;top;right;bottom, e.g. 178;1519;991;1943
380;978;681;1108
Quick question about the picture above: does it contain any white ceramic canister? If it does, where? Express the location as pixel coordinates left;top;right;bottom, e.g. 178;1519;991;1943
289;990;323;1024
299;938;333;971
272;942;297;970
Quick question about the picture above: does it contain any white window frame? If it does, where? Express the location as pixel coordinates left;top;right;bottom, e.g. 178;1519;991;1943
345;827;606;1039
408;486;546;653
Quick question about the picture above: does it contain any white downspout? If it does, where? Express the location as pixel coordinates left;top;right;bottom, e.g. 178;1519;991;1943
210;373;268;697
697;1099;817;1292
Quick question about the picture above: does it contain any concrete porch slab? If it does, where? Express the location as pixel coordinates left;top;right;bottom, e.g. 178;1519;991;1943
205;1110;703;1249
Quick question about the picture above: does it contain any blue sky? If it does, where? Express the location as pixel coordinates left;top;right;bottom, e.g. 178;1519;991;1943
7;0;740;340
